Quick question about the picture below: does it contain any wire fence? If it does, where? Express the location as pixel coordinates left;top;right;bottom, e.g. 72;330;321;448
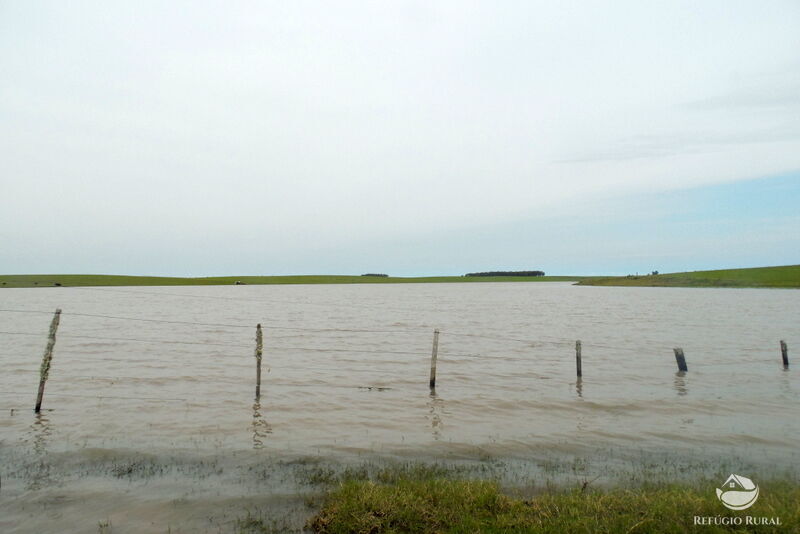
0;303;792;407
0;307;782;353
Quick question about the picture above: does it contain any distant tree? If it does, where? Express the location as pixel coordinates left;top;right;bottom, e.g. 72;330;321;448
361;273;389;277
651;270;659;275
465;271;545;277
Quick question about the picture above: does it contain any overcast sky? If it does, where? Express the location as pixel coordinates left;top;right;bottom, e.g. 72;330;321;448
1;1;799;276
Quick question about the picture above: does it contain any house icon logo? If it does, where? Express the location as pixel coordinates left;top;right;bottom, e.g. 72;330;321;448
716;474;759;510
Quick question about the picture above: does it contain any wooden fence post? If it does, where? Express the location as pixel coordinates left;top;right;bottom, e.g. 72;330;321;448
255;324;263;398
575;340;582;377
780;340;789;368
35;309;61;413
673;347;688;372
429;329;439;389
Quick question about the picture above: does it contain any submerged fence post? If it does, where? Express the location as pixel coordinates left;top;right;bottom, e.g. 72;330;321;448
780;340;789;368
673;347;688;372
255;324;263;399
575;340;582;377
35;308;61;413
429;329;439;390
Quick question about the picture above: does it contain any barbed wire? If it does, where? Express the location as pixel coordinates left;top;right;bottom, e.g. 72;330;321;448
2;299;791;408
1;369;394;379
1;308;791;355
0;390;189;401
438;330;574;347
0;330;254;348
0;308;429;335
1;355;781;386
0;381;406;404
68;286;443;316
0;328;788;366
0;334;518;363
0;305;791;380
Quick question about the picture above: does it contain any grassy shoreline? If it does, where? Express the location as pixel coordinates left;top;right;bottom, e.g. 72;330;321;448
578;264;800;289
300;478;799;533
2;265;798;289
0;273;584;288
228;461;800;533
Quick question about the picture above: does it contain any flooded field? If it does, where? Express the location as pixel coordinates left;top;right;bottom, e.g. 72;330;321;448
1;282;798;532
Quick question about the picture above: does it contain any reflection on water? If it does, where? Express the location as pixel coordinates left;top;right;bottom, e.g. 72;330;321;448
0;283;797;463
0;283;798;532
428;390;444;441
28;411;52;456
26;412;53;489
251;399;272;450
673;371;688;397
779;369;791;398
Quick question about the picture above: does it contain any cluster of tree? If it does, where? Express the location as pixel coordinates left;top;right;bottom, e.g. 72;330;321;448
361;273;389;277
465;271;545;277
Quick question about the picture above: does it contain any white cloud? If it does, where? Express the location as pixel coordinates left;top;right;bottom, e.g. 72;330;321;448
1;1;799;273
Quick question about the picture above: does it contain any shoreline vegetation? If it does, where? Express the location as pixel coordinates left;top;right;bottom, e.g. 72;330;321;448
0;265;797;289
228;460;800;534
299;478;799;534
224;457;800;532
0;273;584;288
577;264;800;289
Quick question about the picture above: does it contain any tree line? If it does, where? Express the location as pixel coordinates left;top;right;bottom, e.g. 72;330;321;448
465;271;545;277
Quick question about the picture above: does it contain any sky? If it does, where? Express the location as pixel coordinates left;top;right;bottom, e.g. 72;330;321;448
1;1;799;276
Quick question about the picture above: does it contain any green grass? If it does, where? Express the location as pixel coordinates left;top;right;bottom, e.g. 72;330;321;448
304;478;799;533
5;265;798;289
0;273;585;288
578;265;800;289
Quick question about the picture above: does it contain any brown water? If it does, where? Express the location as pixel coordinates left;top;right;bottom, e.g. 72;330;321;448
1;283;798;532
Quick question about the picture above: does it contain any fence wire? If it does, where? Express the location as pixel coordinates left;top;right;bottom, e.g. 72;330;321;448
0;306;792;404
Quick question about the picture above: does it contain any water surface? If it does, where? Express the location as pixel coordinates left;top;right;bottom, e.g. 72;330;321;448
1;283;797;532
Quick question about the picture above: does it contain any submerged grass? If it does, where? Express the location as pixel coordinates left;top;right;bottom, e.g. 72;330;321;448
234;461;800;533
579;265;800;289
4;447;797;532
0;273;584;288
306;478;800;533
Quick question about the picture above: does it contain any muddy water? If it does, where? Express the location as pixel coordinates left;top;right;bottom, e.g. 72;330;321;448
1;283;798;532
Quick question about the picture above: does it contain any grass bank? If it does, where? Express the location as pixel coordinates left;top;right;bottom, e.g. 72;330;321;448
0;274;585;288
231;462;800;533
298;478;799;534
578;265;800;289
